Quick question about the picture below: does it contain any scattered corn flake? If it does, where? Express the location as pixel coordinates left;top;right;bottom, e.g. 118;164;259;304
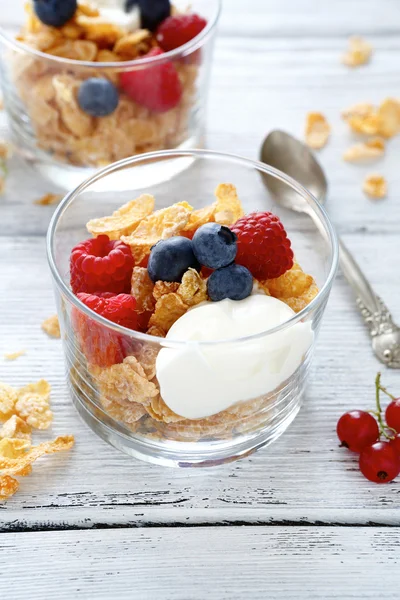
87;194;155;240
0;415;31;441
177;268;208;306
131;267;155;313
305;112;330;149
4;350;26;361
265;262;314;299
341;102;375;120
16;379;52;430
283;281;319;313
183;203;216;233
42;315;61;338
362;173;387;199
121;202;193;264
377;98;400;138
342;36;372;67
0;475;19;501
0;140;13;159
343;137;385;162
153;281;180;301
0;438;30;459
148;293;189;334
34;193;63;206
0;383;17;419
0;435;74;476
214;184;244;226
0;176;5;196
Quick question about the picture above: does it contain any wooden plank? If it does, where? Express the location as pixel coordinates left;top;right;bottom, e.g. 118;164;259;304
1;527;400;599
0;236;399;529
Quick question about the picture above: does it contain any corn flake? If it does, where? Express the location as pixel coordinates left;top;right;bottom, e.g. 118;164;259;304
214;184;244;226
87;194;155;239
342;103;382;135
121;202;193;264
114;30;153;59
0;475;19;501
0;415;31;441
343;137;385;162
377;98;400;138
76;15;125;46
177;268;208;306
363;173;387;199
342;36;372;67
183;204;216;234
148;293;189;334
0;438;30;459
92;356;158;408
0;435;74;476
4;350;26;361
131;267;155;313
52;74;94;138
265;262;314;299
283;282;319;313
34;193;63;206
42;314;61;338
16;379;52;430
305;112;330;149
153;281;180;301
0;383;17;419
47;40;98;61
147;396;185;424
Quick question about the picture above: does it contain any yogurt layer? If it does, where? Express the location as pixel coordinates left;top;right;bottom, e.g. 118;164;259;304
97;1;141;32
156;295;314;419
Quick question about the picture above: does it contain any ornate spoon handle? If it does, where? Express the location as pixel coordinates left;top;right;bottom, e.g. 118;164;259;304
339;239;396;335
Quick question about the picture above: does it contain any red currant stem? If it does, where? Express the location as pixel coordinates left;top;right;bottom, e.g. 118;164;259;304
373;372;392;439
378;384;397;401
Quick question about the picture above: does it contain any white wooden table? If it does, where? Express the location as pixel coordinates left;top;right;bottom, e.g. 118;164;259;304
1;1;400;598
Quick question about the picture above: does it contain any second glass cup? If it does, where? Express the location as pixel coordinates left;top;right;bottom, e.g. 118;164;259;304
0;0;221;188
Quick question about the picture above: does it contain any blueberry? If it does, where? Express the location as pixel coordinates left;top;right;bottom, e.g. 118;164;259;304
192;223;237;270
134;0;171;31
77;79;119;118
207;264;253;302
33;0;77;28
148;237;200;283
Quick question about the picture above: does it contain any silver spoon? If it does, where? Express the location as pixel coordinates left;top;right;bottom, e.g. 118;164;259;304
260;129;400;368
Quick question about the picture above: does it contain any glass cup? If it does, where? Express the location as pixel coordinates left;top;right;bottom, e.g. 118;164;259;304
0;0;221;189
47;149;339;467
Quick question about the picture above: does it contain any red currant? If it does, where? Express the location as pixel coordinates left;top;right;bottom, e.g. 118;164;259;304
359;441;400;483
389;433;400;455
336;410;379;453
385;399;400;433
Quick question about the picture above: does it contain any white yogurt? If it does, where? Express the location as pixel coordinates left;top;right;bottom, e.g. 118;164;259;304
156;295;314;419
96;1;141;32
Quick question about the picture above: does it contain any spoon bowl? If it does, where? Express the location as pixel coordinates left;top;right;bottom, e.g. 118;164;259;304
259;129;400;369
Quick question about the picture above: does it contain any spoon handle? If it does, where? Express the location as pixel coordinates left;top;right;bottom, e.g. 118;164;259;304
339;238;388;317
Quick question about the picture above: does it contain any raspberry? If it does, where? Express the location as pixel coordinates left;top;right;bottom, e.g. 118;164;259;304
73;293;138;368
120;48;182;113
156;14;207;52
231;212;294;280
70;235;134;295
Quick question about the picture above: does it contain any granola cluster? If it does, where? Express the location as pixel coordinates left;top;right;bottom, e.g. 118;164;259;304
10;3;199;167
69;183;319;441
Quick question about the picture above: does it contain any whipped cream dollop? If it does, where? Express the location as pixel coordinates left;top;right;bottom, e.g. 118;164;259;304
156;295;314;419
96;0;141;32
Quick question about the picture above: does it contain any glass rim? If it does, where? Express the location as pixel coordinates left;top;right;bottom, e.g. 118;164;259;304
46;148;339;347
0;0;222;69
